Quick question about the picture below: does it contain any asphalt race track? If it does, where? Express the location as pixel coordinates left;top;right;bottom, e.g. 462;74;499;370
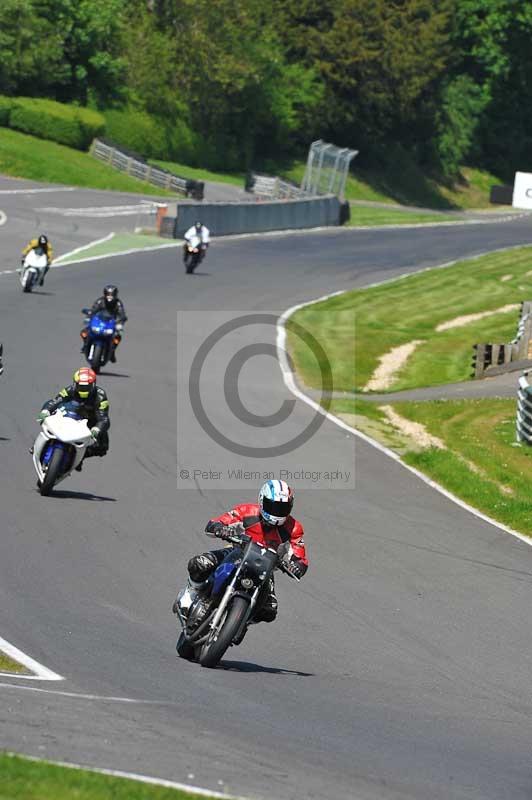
3;215;532;799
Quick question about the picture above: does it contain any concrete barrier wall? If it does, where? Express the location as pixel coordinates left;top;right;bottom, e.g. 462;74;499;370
160;195;342;238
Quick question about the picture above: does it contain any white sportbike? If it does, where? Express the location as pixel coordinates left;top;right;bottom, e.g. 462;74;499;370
19;246;48;292
32;403;93;496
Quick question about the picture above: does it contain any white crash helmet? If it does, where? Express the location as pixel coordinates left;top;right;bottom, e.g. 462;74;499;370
258;480;294;526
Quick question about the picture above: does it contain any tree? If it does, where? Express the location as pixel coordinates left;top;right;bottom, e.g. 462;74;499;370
0;0;68;95
31;0;127;105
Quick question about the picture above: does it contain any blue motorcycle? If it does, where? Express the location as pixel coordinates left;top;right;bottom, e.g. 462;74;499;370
174;527;299;668
80;309;120;374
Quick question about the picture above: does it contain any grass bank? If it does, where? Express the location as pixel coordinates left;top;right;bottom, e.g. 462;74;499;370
0;754;226;800
283;162;502;210
0;653;28;674
0;128;174;196
152;159;244;187
330;396;532;536
287;246;532;394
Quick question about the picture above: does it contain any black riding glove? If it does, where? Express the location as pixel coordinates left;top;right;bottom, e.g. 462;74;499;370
288;560;307;579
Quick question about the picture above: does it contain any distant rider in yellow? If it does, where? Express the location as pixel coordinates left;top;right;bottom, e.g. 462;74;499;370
22;234;53;286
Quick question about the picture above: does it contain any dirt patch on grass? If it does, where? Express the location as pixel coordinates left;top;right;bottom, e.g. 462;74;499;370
364;340;424;391
435;304;519;332
380;405;445;449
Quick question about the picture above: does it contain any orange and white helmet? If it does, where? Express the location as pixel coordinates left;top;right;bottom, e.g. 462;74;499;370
73;367;97;400
258;479;294;526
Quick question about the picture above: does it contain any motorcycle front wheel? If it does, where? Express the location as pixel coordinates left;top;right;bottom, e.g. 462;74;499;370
89;342;103;374
199;595;249;668
39;448;63;496
176;632;196;662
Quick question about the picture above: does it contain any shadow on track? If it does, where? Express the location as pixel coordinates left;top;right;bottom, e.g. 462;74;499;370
219;660;313;676
48;489;116;502
0;436;10;441
98;372;130;379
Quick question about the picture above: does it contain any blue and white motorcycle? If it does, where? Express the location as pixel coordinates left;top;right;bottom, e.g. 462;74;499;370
174;525;299;668
32;401;93;496
19;246;48;293
81;308;121;374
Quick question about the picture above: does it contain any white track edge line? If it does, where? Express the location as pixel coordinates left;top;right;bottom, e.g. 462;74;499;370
276;253;532;550
55;241;180;266
4;753;247;800
0;187;76;195
0;210;6;226
54;233;115;264
0;636;63;681
0;682;170;702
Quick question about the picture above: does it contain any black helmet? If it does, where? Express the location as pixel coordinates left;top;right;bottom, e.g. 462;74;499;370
38;234;48;247
194;221;202;231
103;284;118;309
103;284;118;299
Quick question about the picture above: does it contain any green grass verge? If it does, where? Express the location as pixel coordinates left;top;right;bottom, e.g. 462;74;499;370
0;753;224;800
0;653;28;674
347;206;461;227
330;397;532;536
152;159;245;187
287;246;532;393
0;128;174;196
57;233;177;264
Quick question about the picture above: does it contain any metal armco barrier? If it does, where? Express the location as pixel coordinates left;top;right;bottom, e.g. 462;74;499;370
161;195;342;238
245;172;302;199
90;139;204;200
472;302;532;378
516;371;532;443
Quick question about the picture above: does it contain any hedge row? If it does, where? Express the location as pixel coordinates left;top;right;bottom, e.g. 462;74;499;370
0;96;105;150
0;96;237;171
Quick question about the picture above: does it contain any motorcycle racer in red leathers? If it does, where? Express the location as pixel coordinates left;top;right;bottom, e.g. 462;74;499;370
173;480;308;626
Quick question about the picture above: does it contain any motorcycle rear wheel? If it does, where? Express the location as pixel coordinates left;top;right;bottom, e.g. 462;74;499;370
199;595;249;668
40;448;63;496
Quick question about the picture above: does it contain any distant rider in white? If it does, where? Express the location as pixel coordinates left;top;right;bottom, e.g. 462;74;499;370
183;220;210;268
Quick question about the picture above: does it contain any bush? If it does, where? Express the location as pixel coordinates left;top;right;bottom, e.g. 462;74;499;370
103;107;209;166
103;108;169;159
0;96;15;126
7;97;104;149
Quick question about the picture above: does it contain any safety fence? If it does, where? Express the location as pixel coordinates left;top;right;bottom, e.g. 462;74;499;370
516;371;532;443
301;140;358;198
89;139;204;200
472;302;532;378
245;172;303;199
159;195;342;238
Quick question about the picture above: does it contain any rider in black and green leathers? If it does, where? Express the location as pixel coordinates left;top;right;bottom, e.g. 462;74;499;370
39;368;110;465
